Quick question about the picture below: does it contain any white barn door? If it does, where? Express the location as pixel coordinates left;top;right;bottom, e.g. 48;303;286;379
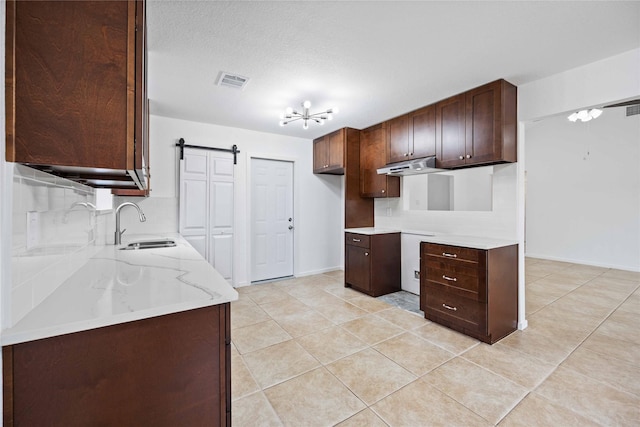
251;158;294;282
180;148;234;283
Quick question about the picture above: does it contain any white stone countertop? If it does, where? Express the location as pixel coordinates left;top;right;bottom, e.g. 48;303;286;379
344;227;402;235
1;234;238;346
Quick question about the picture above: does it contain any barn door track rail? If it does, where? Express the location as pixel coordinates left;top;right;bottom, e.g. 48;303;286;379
176;138;240;164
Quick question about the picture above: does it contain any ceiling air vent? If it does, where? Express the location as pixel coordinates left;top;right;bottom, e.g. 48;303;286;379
216;72;250;90
626;105;640;117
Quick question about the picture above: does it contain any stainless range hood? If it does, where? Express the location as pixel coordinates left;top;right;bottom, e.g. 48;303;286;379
377;156;445;176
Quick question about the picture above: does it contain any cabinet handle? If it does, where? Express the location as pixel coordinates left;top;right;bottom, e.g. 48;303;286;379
442;275;457;282
465;154;471;159
381;189;385;193
442;252;457;258
442;303;457;311
404;153;409;157
364;252;369;256
409;152;413;156
352;238;361;242
458;156;464;160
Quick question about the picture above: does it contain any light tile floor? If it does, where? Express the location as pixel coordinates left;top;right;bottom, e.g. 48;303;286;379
230;259;640;426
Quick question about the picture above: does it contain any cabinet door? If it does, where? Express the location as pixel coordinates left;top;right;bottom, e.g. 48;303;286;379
465;80;501;165
387;114;409;164
313;136;328;173
328;129;345;169
409;104;436;159
436;94;466;168
345;245;371;292
360;124;399;197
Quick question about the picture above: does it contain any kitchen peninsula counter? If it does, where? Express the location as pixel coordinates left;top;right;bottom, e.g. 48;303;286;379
2;233;238;346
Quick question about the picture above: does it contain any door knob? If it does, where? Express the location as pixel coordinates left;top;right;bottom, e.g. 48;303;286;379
288;225;294;230
288;218;292;222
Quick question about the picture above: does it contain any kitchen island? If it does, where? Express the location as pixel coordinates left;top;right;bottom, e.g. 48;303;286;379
2;234;238;425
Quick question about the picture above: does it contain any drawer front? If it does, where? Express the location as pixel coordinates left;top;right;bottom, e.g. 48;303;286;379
423;284;486;333
425;269;481;301
423;243;480;263
345;233;370;248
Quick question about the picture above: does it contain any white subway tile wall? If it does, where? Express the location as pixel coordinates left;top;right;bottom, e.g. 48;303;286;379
10;165;103;325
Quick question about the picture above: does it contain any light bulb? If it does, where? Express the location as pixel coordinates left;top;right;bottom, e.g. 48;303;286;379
576;110;589;121
279;121;285;126
285;107;293;115
332;107;339;114
589;108;602;119
568;112;579;122
320;119;325;125
327;113;333;121
303;121;309;130
581;115;592;122
303;100;311;109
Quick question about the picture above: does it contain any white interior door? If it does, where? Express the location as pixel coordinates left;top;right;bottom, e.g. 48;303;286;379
180;148;234;284
251;158;294;282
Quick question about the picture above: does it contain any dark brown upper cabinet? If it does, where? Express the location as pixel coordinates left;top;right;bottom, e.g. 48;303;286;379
436;79;517;169
387;104;437;164
360;123;400;198
5;0;149;193
313;128;346;174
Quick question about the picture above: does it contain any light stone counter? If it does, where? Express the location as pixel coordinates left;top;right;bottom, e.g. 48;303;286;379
344;227;402;235
2;234;238;346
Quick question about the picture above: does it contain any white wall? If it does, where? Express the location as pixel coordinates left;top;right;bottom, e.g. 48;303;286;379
141;115;343;286
525;111;640;271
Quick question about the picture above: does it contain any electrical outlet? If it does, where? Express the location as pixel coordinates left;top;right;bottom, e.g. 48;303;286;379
26;211;40;250
414;270;420;279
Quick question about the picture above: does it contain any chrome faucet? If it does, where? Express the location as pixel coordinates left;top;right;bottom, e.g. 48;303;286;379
114;202;146;245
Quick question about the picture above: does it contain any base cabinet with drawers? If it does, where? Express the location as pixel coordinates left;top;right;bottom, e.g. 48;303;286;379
345;232;401;297
420;242;517;344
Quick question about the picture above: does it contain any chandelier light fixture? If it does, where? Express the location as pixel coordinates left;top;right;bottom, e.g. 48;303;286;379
279;101;338;129
568;108;602;123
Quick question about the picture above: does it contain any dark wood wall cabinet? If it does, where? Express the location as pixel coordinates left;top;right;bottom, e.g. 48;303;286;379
313;128;346;174
345;232;401;297
3;304;231;426
436;79;517;169
420;242;517;344
5;0;149;193
387;104;437;164
360;123;400;198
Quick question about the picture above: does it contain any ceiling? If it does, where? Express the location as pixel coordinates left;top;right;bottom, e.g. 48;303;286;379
147;1;640;140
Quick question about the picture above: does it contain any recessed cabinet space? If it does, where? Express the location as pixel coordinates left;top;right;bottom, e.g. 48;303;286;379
436;79;517;169
420;242;518;344
387;104;436;164
360;123;400;198
345;232;400;297
313;128;346;174
5;0;149;193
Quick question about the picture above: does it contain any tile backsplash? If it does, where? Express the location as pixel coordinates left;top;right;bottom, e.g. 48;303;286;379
10;165;103;326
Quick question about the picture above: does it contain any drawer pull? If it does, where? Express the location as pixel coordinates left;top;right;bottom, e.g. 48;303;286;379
364;252;369;256
442;275;457;282
442;303;457;311
442;252;458;258
352;238;361;242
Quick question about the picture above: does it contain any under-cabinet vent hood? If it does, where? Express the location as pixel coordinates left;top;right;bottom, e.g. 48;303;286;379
377;156;445;176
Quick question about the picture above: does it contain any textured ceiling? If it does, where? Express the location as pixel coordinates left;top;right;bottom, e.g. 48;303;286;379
147;1;640;140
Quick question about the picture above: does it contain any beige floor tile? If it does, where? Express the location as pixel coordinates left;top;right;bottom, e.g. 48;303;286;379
323;269;345;279
553;290;620;317
582;276;639;297
232;320;292;354
374;306;428;330
341;314;404;345
546;269;603;284
499;327;580;366
372;378;490;427
327;348;416;405
265;367;365;426
312;300;368;324
242;339;320;389
335;408;388;427
272;309;334;338
535;366;640;426
296;325;368;364
580;330;640;367
528;304;605;335
231;352;259;401
285;283;333;299
527;277;582;299
525;287;559;314
374;332;454;376
601;268;640;282
461;343;556;389
618;293;640;314
259;297;312;318
525;274;544;284
247;286;292;305
347;295;393;313
499;393;600;427
561;346;640;397
230;302;271;330
597;314;640;345
323;283;362;300
296;290;346;308
232;391;283;426
412;322;479;354
423;357;528;424
293;274;340;287
525;263;570;278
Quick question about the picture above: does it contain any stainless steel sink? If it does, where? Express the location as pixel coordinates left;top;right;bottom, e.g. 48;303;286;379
120;239;177;250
